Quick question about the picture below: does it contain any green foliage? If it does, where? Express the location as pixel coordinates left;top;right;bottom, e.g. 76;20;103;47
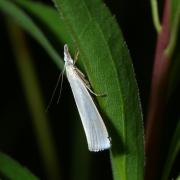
161;119;180;180
150;0;162;32
163;1;180;179
171;0;180;26
0;0;179;178
0;0;145;179
9;1;145;179
168;37;180;98
176;174;180;180
165;0;180;57
168;0;180;98
0;152;38;180
52;0;144;180
14;0;71;47
0;0;63;69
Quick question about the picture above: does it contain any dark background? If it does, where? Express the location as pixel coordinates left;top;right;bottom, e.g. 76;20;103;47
0;0;179;179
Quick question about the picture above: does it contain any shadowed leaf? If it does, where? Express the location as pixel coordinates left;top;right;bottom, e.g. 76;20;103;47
0;152;38;180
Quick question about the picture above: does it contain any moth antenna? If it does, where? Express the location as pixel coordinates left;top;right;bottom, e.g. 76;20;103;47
57;67;66;104
46;66;65;112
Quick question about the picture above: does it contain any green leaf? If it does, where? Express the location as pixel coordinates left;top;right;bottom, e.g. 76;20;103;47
12;2;92;179
167;1;180;97
7;21;61;180
14;0;71;45
53;0;144;179
161;119;180;180
150;0;162;33
171;0;180;24
176;174;180;180
168;36;180;98
165;0;180;57
166;0;180;98
0;0;63;69
0;152;38;180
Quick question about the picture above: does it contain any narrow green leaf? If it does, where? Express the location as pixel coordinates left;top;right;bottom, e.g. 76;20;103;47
8;1;91;179
165;0;180;57
168;38;180;98
161;119;180;180
14;0;71;45
0;0;63;69
12;2;92;179
0;152;38;180
150;0;162;33
167;0;180;98
7;21;61;180
171;0;180;25
176;174;180;180
53;0;144;180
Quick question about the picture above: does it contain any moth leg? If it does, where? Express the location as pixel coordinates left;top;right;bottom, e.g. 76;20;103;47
74;48;79;65
85;84;106;97
75;68;105;97
81;76;91;89
75;67;86;78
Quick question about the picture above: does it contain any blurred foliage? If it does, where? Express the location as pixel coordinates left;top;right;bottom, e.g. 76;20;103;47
0;0;179;180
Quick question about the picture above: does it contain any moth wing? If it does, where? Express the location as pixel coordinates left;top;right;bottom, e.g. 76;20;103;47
67;69;111;151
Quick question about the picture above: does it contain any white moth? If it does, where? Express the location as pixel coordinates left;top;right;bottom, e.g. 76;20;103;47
64;44;111;152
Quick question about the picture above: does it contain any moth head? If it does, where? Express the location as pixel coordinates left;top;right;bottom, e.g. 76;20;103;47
64;44;73;64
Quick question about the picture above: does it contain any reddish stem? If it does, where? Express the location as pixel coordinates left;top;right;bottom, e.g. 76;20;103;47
145;0;170;179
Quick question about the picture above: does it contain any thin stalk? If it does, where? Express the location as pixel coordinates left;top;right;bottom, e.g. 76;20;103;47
165;4;180;58
145;0;171;179
161;119;180;180
7;20;61;180
150;0;162;33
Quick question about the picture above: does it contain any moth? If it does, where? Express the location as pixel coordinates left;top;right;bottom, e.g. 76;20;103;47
63;44;111;152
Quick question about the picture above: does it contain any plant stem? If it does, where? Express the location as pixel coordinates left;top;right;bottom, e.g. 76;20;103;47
7;20;61;180
145;0;170;179
150;0;162;33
